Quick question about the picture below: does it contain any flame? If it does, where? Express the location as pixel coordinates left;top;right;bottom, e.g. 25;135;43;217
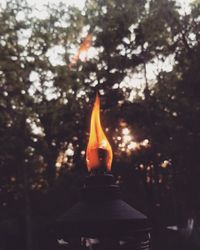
86;94;113;171
69;33;92;67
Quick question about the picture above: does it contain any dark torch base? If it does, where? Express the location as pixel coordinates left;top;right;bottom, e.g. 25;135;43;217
57;174;151;249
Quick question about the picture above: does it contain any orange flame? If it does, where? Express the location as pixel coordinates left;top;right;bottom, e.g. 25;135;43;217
69;33;92;68
86;94;113;171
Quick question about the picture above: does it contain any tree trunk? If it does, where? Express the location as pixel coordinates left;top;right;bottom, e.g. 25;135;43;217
23;163;34;250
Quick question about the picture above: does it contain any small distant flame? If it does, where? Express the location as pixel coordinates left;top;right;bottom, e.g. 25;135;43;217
69;33;92;68
86;94;113;171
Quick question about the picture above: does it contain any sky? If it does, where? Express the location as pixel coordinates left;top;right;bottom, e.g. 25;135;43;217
28;0;86;14
0;0;85;10
0;0;192;13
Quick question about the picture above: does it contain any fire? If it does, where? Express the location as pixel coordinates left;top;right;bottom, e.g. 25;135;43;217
69;33;92;67
86;94;113;171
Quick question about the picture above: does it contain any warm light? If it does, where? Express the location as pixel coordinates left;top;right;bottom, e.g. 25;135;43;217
69;33;93;67
86;94;113;171
161;160;170;168
127;141;139;150
141;139;149;147
122;128;130;135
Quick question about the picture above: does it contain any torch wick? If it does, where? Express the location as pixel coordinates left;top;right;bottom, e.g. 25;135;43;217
88;148;108;175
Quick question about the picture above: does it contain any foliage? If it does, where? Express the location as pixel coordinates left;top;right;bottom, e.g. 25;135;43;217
0;0;200;248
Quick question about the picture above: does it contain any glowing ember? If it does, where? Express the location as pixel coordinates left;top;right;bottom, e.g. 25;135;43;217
86;94;113;171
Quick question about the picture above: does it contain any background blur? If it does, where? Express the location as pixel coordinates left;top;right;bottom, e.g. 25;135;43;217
0;0;200;249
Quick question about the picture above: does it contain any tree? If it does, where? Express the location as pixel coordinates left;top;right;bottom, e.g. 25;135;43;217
1;0;200;249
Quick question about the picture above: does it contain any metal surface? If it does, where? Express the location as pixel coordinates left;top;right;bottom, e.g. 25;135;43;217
56;174;150;238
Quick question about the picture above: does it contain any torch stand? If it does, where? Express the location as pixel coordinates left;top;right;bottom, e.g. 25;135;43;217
57;174;151;249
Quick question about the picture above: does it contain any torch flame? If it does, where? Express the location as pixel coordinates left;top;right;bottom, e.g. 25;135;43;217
86;94;113;171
